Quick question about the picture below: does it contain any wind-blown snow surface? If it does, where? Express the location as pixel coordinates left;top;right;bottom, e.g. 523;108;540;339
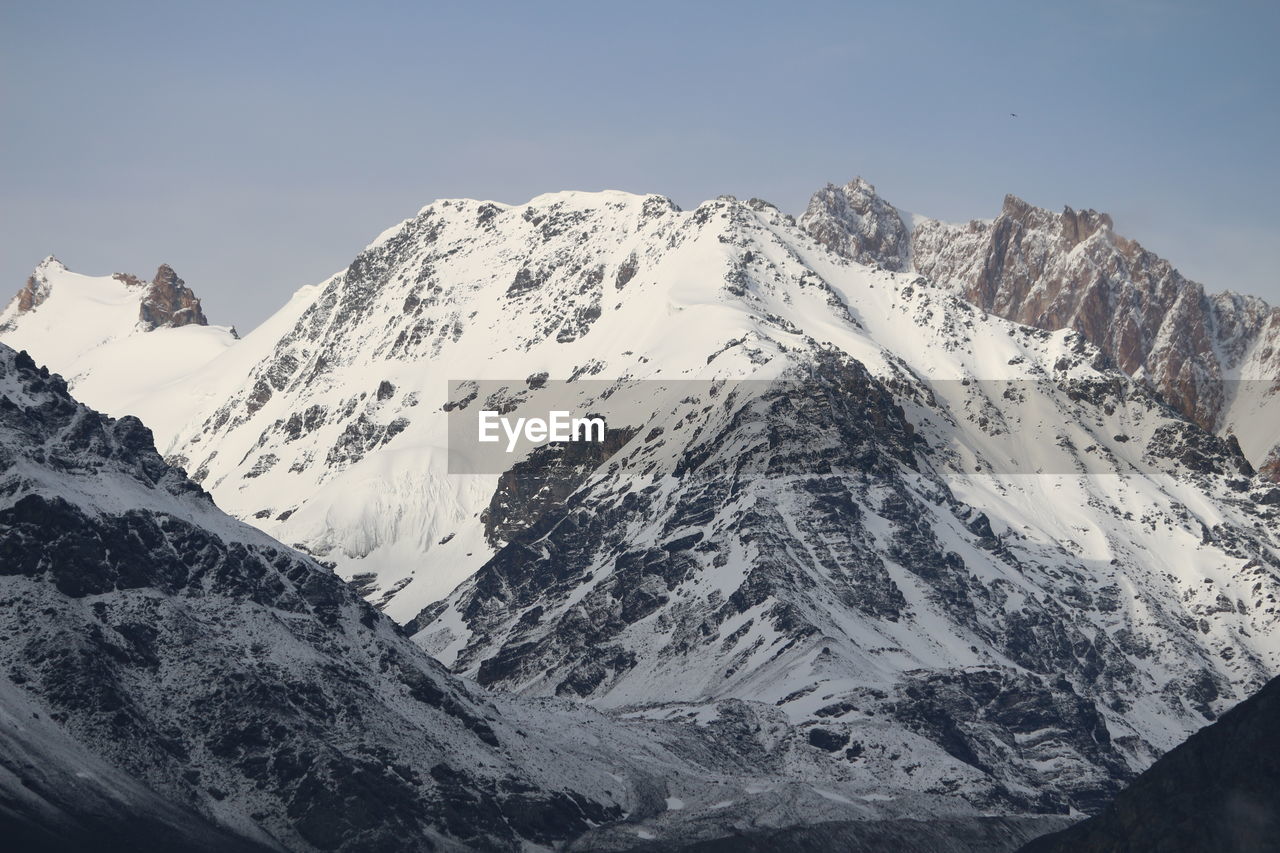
4;188;1280;817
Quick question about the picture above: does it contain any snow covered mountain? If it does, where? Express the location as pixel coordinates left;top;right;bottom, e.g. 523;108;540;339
803;179;1280;480
3;181;1279;827
0;342;630;851
0;341;1076;852
395;193;1278;812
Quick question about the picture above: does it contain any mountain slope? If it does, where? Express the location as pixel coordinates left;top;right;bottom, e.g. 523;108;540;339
0;343;710;850
3;341;1086;851
0;342;629;850
167;187;1274;811
1019;673;1280;853
415;330;1279;815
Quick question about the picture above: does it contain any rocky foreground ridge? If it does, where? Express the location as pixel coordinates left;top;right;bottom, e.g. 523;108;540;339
1019;671;1280;853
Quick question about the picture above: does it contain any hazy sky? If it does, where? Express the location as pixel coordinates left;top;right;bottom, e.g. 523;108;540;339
3;0;1278;331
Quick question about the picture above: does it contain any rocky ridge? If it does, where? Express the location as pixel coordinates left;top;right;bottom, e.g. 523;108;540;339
2;258;209;332
0;342;625;851
136;263;210;329
802;179;1280;478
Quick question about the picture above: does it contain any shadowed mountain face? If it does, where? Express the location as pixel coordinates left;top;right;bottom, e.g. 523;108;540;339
1018;674;1280;853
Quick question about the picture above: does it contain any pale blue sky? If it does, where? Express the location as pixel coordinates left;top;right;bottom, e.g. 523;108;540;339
3;0;1277;329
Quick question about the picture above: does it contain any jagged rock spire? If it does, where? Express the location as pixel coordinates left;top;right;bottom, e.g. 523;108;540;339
139;263;208;329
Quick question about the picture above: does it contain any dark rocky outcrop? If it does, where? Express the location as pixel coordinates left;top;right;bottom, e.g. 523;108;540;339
481;424;637;549
1019;674;1280;853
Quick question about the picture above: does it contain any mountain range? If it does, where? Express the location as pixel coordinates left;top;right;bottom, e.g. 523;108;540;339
3;178;1278;850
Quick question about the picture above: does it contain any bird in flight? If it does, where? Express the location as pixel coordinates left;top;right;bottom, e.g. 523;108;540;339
1010;113;1019;118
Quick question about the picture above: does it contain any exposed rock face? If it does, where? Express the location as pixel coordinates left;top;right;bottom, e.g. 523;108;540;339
1019;673;1280;853
0;257;60;332
1262;447;1280;483
137;263;208;329
913;195;1230;433
800;178;910;270
801;182;1280;480
13;275;51;314
481;425;637;549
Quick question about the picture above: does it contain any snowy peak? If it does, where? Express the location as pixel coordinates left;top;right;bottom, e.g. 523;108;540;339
2;259;209;332
361;186;1280;814
0;260;237;441
1;256;67;330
